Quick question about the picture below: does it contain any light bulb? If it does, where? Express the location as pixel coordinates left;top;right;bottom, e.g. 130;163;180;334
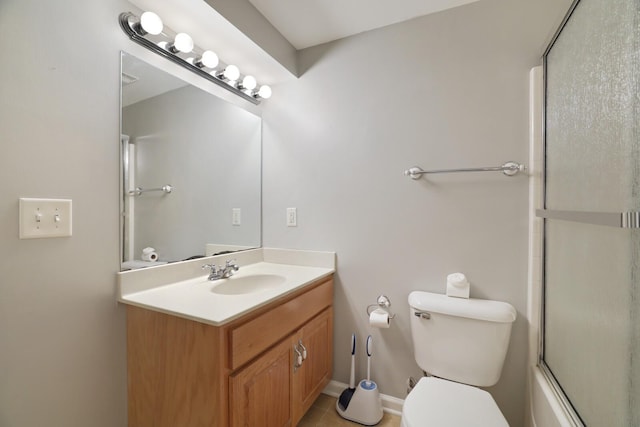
196;51;219;69
257;85;272;99
139;11;163;35
223;65;240;81
172;33;194;53
240;75;257;90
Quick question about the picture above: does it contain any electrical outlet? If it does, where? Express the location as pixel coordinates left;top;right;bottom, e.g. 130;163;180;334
19;198;72;239
232;208;241;226
286;207;297;227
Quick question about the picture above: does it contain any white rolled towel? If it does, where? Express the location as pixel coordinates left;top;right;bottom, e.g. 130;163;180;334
446;272;470;298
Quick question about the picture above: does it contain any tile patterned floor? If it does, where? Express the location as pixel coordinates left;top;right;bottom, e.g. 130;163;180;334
298;394;401;427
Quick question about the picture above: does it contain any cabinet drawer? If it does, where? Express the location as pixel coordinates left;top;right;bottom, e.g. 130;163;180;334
230;278;333;370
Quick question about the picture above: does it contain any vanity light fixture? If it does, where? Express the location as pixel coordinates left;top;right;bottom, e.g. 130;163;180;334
256;85;272;99
168;33;194;54
194;50;219;69
119;11;272;104
217;65;240;82
238;75;257;91
135;11;163;36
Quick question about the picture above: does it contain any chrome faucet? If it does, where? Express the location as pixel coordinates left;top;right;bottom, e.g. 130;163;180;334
202;260;239;281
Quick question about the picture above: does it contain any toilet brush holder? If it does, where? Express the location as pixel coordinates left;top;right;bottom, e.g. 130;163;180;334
336;379;383;426
336;335;383;425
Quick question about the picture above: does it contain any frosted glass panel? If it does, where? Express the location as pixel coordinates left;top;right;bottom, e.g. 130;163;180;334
545;0;639;212
544;222;633;425
544;0;640;425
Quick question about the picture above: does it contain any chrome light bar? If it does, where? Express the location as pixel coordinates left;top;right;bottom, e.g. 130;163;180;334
119;11;272;105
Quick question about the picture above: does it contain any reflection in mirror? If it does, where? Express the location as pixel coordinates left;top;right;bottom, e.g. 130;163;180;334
120;52;261;270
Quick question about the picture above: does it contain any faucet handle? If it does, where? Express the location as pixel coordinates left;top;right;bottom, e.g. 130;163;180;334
225;259;239;270
202;263;218;272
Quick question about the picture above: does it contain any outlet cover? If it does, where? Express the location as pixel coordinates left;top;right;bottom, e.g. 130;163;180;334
19;198;72;239
232;208;241;226
287;207;297;227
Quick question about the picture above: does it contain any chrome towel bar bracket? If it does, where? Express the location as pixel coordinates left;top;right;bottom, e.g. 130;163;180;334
404;161;526;180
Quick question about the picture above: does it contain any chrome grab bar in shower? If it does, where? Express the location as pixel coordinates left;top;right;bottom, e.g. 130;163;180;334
404;161;526;180
536;209;640;229
128;185;173;196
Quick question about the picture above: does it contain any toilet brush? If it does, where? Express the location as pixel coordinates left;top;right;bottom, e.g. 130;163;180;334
337;333;356;411
365;335;373;387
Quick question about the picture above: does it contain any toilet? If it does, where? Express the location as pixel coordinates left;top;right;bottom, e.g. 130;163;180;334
402;291;517;427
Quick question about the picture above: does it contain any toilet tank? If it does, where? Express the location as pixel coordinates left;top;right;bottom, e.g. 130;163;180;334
408;291;516;387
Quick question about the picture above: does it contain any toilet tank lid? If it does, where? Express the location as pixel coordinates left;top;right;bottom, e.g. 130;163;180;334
408;291;516;323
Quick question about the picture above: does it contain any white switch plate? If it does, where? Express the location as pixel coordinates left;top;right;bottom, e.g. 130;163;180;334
19;198;72;239
286;207;297;227
232;208;241;226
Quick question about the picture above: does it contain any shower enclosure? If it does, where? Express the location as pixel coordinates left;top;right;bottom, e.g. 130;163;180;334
537;0;639;425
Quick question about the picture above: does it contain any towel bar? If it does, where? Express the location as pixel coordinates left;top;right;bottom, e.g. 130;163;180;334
128;185;173;196
404;161;525;180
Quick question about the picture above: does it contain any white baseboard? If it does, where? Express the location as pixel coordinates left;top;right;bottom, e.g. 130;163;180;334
322;380;405;416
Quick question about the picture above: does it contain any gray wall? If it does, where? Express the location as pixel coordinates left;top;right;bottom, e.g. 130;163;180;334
261;0;570;425
0;1;127;426
0;0;256;426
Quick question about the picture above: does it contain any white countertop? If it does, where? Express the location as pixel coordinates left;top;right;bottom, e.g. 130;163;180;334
118;249;335;326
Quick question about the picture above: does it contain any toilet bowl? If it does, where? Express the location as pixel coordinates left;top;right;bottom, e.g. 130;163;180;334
401;377;508;427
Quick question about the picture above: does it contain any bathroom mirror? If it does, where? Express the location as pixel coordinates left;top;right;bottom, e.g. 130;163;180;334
120;52;261;270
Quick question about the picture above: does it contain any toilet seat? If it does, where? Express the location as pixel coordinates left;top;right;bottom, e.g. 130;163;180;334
401;377;509;427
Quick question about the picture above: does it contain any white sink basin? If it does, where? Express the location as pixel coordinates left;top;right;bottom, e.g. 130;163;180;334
210;274;287;295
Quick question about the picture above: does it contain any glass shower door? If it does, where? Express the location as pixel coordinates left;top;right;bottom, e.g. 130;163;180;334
540;0;639;425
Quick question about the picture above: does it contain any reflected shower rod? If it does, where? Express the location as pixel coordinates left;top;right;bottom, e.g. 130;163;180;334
128;185;173;196
404;161;526;180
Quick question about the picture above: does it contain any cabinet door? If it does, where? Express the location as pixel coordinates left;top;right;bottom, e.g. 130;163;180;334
292;308;333;424
229;337;293;427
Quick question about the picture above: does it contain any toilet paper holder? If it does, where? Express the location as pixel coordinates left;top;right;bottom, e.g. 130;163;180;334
366;295;396;319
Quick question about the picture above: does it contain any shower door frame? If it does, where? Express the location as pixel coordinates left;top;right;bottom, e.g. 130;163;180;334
530;0;640;427
537;0;591;425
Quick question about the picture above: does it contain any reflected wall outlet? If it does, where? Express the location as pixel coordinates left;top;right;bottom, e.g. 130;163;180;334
19;198;72;239
232;208;241;226
287;207;297;227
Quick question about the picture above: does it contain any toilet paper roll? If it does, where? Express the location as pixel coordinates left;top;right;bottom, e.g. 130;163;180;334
142;247;155;255
369;309;390;328
141;252;158;262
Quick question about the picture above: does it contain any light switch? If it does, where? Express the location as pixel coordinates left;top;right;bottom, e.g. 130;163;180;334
19;198;72;239
232;208;241;226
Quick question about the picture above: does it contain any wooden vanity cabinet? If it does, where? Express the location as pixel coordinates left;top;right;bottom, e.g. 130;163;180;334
126;276;333;427
229;308;333;427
